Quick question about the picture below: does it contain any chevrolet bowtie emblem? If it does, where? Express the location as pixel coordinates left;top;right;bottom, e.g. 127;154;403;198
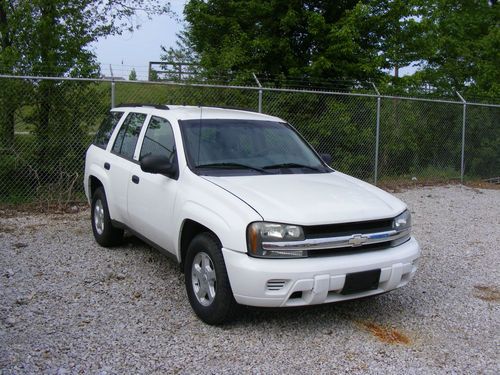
348;234;368;246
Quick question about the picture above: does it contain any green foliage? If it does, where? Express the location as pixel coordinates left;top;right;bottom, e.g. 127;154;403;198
178;0;433;84
149;69;159;81
399;0;499;98
0;1;172;74
0;78;108;202
261;92;377;179
1;0;499;203
178;0;498;98
1;79;498;205
465;106;500;178
129;68;137;81
182;0;385;82
0;0;171;204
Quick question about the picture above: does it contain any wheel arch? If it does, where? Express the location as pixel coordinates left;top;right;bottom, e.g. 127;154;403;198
87;166;115;220
179;219;221;271
89;175;104;198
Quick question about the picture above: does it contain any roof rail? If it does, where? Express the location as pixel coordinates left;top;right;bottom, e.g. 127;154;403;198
115;103;169;110
199;105;260;113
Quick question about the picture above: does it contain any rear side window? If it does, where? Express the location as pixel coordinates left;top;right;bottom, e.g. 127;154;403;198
112;112;147;159
93;111;124;149
140;116;176;161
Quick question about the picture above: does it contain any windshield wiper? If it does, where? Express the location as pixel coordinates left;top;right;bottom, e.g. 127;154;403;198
262;163;323;171
195;162;269;174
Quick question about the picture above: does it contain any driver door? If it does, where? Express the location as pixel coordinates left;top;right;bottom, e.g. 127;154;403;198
127;115;179;254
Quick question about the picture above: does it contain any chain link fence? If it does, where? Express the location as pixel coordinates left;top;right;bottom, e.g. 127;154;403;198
0;75;498;206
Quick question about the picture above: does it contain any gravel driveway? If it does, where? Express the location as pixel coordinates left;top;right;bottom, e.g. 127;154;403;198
1;185;499;374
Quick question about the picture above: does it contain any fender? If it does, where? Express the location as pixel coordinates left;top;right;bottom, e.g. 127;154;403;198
87;164;116;219
174;198;261;261
174;200;233;261
169;170;263;261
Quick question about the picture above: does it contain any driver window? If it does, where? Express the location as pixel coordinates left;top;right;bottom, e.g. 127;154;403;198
140;116;176;162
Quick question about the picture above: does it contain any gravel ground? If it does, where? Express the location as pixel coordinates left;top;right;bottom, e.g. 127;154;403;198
1;185;499;374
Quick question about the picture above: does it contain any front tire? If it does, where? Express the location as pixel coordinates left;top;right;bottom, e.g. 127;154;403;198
91;187;123;247
184;233;238;325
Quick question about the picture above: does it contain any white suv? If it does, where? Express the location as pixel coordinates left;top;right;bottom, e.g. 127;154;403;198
84;104;420;324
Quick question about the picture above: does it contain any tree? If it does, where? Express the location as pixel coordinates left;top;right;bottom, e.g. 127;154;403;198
160;31;200;81
0;0;172;196
1;1;171;77
177;0;498;97
149;69;159;81
413;0;499;98
129;68;137;80
179;0;429;85
0;0;171;147
350;1;427;79
0;0;32;147
181;0;379;83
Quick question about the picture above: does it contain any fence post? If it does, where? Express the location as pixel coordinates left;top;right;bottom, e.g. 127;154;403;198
372;83;381;185
110;64;116;109
252;73;263;113
457;92;466;183
111;81;116;109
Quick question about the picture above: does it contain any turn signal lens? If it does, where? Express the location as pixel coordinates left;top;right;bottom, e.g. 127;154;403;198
248;224;259;254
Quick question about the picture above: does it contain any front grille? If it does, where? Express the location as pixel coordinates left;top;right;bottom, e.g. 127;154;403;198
303;218;394;257
303;218;393;239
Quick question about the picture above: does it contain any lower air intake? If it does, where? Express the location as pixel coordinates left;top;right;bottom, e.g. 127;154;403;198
266;279;287;291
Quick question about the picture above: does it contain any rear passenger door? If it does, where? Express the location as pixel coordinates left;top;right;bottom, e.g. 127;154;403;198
106;111;148;224
127;115;179;253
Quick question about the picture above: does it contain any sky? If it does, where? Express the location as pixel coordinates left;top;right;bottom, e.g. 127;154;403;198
93;1;186;80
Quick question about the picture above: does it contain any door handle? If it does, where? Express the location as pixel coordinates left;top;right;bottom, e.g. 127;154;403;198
131;175;140;184
104;162;110;170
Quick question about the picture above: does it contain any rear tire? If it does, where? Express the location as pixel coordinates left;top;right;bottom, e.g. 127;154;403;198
184;232;238;325
91;187;123;247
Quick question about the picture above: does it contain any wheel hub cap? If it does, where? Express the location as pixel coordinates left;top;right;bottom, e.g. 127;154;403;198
191;252;217;306
94;199;105;235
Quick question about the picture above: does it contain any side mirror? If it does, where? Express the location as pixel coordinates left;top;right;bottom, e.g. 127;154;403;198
140;154;177;178
320;153;332;165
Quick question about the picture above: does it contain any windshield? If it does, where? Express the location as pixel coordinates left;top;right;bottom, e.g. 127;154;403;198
179;119;330;175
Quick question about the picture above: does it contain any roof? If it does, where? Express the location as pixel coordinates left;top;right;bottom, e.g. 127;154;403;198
113;104;283;122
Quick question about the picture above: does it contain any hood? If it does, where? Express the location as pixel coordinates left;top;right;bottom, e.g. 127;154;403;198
203;171;406;225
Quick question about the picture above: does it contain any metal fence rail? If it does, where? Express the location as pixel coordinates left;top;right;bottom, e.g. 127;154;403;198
0;75;499;205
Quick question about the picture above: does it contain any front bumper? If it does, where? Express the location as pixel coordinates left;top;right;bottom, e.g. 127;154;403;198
223;237;420;307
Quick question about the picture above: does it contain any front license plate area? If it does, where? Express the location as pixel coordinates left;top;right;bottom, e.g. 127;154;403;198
341;269;381;295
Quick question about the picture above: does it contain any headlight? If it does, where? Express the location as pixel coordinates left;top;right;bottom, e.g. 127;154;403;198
247;222;306;258
392;210;411;246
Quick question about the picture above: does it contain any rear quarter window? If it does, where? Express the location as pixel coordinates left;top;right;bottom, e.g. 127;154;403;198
93;111;124;149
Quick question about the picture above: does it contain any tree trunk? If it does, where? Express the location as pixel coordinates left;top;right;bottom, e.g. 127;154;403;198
37;1;57;164
0;1;16;148
1;105;15;148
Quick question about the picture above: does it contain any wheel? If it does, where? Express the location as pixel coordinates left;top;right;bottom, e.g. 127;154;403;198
184;232;238;325
91;187;123;247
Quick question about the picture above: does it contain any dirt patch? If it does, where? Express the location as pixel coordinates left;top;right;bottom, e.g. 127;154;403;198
465;181;500;190
473;285;500;302
358;321;411;345
23;223;46;231
378;180;500;193
73;227;88;236
0;225;16;234
0;202;88;215
12;242;29;249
